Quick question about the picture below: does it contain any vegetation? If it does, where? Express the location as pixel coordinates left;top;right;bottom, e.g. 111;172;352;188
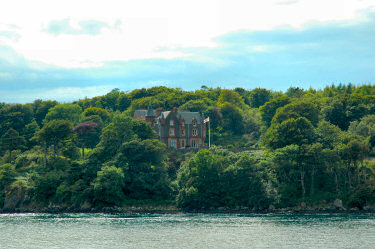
1;84;375;211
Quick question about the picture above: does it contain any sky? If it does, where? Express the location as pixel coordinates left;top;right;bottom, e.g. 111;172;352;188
0;0;374;103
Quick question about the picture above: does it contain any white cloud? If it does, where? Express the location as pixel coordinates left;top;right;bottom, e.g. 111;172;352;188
0;85;117;103
0;0;373;68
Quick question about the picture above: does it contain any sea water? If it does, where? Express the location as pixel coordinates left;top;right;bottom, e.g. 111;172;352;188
1;213;374;248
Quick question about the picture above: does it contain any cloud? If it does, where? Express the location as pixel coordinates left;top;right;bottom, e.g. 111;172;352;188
1;10;374;103
43;18;120;36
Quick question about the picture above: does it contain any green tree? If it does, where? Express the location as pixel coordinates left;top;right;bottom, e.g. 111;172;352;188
115;139;169;199
1;128;26;163
35;120;73;164
73;121;99;159
271;101;319;127
33;100;58;125
249;88;272;108
264;117;316;150
83;107;110;123
260;95;290;127
177;149;223;209
93;166;125;206
44;103;82;125
223;153;269;208
218;89;246;109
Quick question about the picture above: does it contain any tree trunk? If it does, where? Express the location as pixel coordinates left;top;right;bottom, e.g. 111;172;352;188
300;164;305;200
53;144;57;158
43;142;47;168
310;166;315;197
82;145;85;160
334;170;339;194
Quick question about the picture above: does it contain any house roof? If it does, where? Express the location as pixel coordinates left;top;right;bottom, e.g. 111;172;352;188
134;109;156;119
159;110;203;124
178;112;203;124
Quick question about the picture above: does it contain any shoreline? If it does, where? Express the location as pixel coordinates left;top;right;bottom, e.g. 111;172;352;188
1;207;375;215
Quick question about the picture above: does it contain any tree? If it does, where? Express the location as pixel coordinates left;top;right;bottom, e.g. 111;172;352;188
223;153;269;208
83;107;110;123
132;120;157;140
260;95;290;127
114;139;169;199
43;103;82;125
94;114;134;161
35;120;73;165
220;102;244;135
1;129;26;163
73;121;99;159
0;104;33;135
271;101;319;127
249;88;272;108
33;100;58;125
117;93;131;112
218;89;246;109
93;166;125;206
177;149;223;209
321;97;349;130
264;117;316;150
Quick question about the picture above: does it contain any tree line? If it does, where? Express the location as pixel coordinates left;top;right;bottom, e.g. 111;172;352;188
1;84;375;210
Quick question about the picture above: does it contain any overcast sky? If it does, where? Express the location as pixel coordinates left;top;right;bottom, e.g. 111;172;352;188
0;0;374;103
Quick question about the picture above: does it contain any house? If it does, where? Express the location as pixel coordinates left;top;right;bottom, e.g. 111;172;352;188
133;103;207;149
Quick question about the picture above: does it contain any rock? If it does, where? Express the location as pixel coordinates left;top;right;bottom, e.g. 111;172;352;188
268;205;275;211
333;199;343;209
300;202;307;209
81;201;91;209
4;185;28;210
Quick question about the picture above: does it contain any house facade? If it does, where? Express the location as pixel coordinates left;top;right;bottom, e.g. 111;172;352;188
133;104;206;149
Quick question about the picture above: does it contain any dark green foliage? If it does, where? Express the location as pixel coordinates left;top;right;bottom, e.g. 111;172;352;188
33;100;58;125
271;101;319;127
44;103;82;125
83;107;110;123
264;117;316;150
260;95;290;127
2;84;375;211
249;88;272;108
1;129;26;163
132;120;157;140
114;139;170;200
93;166;125;206
0;104;33;135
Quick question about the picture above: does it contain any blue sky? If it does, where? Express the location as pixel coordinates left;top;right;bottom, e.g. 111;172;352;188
0;0;374;103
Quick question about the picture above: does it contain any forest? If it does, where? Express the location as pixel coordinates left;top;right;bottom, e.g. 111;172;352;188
1;84;375;211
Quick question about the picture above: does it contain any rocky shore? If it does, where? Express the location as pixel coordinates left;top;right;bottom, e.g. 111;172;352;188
1;200;375;215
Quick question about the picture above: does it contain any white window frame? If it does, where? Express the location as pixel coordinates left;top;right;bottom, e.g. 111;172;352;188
169;128;175;136
192;128;198;136
170;139;177;148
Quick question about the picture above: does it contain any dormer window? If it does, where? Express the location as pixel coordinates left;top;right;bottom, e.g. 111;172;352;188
170;120;174;126
192;119;197;127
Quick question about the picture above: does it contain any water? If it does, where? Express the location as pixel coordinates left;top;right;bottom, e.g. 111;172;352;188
1;213;375;248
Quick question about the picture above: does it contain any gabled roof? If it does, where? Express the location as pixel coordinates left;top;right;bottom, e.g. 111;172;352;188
158;110;203;124
178;112;203;124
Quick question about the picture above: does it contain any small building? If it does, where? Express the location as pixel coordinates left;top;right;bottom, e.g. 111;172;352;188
133;104;206;149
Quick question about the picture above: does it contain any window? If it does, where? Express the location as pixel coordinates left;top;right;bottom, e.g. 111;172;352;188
192;128;198;136
192;140;200;148
169;128;175;136
181;121;185;127
181;128;185;136
169;139;177;149
181;139;185;148
192;119;197;126
170;120;174;126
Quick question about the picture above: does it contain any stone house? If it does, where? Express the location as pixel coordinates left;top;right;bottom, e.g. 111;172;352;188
133;104;206;149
